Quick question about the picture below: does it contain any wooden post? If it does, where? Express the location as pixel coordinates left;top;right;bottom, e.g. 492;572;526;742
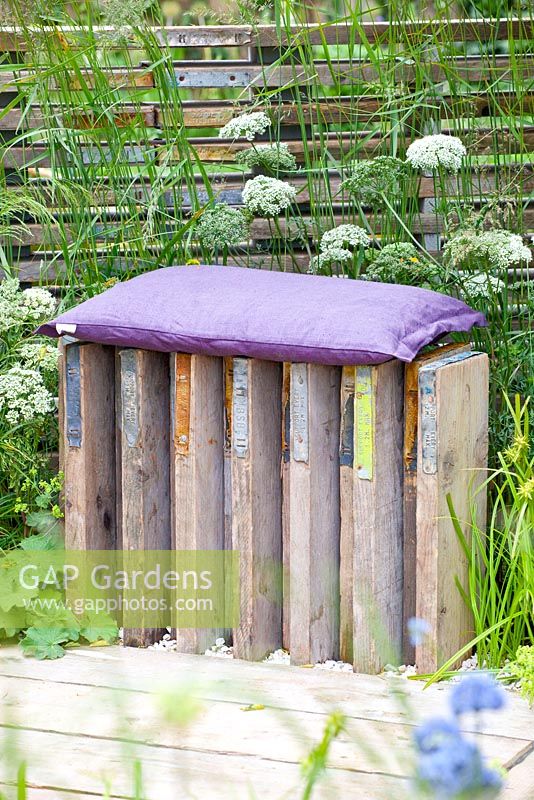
402;343;470;663
62;342;117;551
171;353;225;654
348;360;404;674
339;366;355;664
415;351;489;673
119;349;171;648
231;357;283;661
281;363;291;652
289;363;341;666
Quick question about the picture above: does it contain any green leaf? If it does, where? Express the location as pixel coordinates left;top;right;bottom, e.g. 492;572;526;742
20;627;71;660
24;512;63;539
80;610;118;644
20;531;63;551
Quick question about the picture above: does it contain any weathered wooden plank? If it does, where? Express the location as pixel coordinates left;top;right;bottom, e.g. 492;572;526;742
0;25;254;50
0;670;530;788
3;645;534;741
231;358;283;661
171;353;225;654
14;207;534;251
289;363;341;666
1;18;531;50
0;725;410;799
5;54;531;92
281;362;291;652
6;129;534;171
2;92;531;131
402;343;471;664
119;348;171;648
502;748;534;800
255;18;534;46
415;352;489;673
339;365;355;664
4;166;533;210
62;342;117;550
350;360;404;674
0;104;157;131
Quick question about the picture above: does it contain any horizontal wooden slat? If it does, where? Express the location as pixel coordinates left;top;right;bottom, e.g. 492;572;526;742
3;54;533;91
1;19;532;50
0;105;158;131
9;253;534;286
2;165;533;208
2;93;533;131
4;129;534;170
4;209;534;249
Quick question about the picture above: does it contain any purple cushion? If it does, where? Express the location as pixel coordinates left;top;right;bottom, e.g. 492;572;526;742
38;265;486;365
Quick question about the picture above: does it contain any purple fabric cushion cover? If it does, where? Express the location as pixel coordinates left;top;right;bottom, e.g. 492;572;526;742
38;265;486;365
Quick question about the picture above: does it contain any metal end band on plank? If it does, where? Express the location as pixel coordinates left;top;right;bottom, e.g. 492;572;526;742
232;358;249;458
355;366;374;480
340;366;355;467
290;363;309;463
65;344;82;448
418;350;477;475
120;349;140;448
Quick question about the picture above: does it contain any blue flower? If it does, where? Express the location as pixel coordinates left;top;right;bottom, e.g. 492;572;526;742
417;736;484;798
414;717;461;754
481;765;504;790
450;673;506;716
407;617;432;647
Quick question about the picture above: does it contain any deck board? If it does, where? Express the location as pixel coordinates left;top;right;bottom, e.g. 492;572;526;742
0;645;532;799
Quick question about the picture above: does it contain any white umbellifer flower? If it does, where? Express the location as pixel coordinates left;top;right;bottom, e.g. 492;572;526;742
19;340;59;374
406;134;467;172
309;224;370;272
195;205;248;251
0;278;24;332
309;225;371;273
20;287;56;322
444;228;532;271
320;224;370;252
0;365;55;425
242;175;296;217
463;273;505;300
218;112;271;142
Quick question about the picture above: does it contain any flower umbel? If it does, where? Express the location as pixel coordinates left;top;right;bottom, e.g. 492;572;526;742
0;366;55;425
18;341;59;376
364;242;438;287
0;279;56;334
242;175;296;217
236;143;297;174
462;273;505;301
445;228;532;272
309;224;370;273
406;134;467;173
195;205;248;252
342;156;406;206
219;112;271;142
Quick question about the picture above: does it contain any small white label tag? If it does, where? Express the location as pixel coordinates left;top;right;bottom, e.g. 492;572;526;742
56;323;77;335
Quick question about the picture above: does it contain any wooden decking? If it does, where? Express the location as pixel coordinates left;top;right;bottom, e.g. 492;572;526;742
0;645;532;799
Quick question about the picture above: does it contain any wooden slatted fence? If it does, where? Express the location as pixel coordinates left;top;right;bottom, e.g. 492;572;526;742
1;18;533;281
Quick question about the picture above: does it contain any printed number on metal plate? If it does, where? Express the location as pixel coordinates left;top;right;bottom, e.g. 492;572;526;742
65;344;82;448
232;358;249;457
418;352;477;475
355;366;374;480
290;363;309;463
120;350;140;448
